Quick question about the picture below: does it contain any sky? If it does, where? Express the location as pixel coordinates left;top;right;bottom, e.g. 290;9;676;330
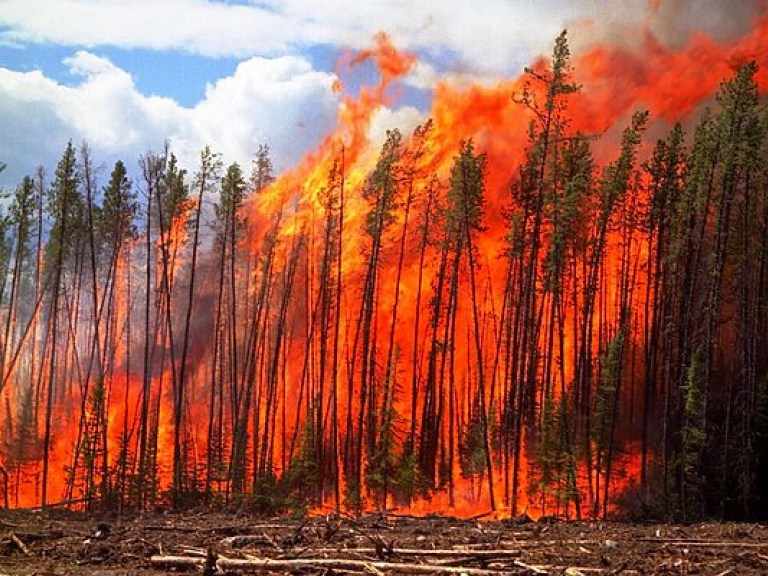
0;0;761;190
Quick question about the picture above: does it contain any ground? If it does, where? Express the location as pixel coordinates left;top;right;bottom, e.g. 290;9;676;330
0;509;766;575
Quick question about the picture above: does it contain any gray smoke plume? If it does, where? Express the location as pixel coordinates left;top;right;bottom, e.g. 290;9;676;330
650;0;765;47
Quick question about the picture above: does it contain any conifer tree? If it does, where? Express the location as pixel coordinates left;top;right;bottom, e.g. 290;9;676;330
174;146;222;507
206;162;247;499
41;141;81;507
448;140;494;509
348;129;402;510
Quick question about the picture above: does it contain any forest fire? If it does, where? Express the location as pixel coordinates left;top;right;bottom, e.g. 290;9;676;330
1;6;768;523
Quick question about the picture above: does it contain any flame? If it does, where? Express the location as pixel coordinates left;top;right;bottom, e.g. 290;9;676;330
2;12;767;517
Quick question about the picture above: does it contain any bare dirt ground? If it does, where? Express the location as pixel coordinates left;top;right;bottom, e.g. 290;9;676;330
0;508;766;575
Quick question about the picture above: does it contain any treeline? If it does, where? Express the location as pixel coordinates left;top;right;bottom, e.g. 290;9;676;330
0;33;767;520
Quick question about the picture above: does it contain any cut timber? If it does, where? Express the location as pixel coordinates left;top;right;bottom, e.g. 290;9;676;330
513;560;548;574
151;554;538;574
636;539;768;548
8;532;30;555
269;547;523;558
221;535;276;548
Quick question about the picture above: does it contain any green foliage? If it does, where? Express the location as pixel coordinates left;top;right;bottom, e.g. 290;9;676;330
529;392;580;516
140;411;162;509
4;36;768;522
390;449;431;504
0;204;13;294
598;111;648;222
447;139;486;238
716;61;759;133
99;160;137;251
755;374;768;454
164;153;189;217
214;162;247;244
170;433;208;510
154;152;190;236
282;405;322;510
251;144;275;193
7;175;38;317
10;176;38;254
509;27;586;303
681;347;706;519
45;141;83;270
613;458;668;521
558;398;581;511
193;146;223;196
365;347;404;507
644;124;685;232
753;374;768;514
4;383;41;485
519;29;580;121
242;472;306;517
591;330;624;455
458;401;498;484
542;136;595;287
459;408;488;479
63;375;110;510
343;474;363;515
364;128;402;239
531;391;557;501
111;423;138;510
681;108;718;213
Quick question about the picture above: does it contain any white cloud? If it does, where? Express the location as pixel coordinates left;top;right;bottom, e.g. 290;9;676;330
0;0;293;57
1;0;760;76
368;105;424;148
0;51;338;186
189;56;337;171
55;52;185;151
0;0;662;73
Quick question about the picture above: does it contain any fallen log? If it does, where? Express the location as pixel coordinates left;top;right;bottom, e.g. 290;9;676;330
513;559;548;574
221;534;277;548
301;547;522;559
636;539;768;548
151;554;537;574
8;532;30;555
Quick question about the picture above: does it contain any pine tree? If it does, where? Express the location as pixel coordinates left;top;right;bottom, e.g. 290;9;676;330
99;160;137;508
681;347;705;519
504;29;581;515
448;140;495;509
348;129;402;511
640;124;684;492
174;146;222;508
206;162;247;500
41;141;82;507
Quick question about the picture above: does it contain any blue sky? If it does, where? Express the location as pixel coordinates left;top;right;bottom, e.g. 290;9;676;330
0;44;243;106
0;0;758;190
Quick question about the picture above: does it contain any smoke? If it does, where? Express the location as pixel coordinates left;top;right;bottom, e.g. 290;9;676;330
566;0;766;58
649;0;765;47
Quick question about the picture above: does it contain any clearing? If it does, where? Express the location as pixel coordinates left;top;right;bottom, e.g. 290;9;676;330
0;509;766;575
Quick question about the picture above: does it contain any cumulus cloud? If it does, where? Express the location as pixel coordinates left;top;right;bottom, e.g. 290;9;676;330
1;1;762;71
368;105;424;148
189;56;337;171
0;51;338;186
0;0;662;74
0;0;292;56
